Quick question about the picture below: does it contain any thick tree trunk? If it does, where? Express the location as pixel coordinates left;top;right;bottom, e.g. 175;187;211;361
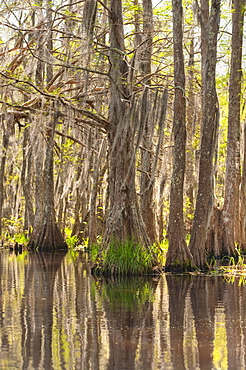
103;0;151;251
165;0;193;271
29;112;67;251
189;0;220;269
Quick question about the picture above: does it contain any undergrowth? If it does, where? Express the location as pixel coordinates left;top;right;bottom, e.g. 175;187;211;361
90;239;166;276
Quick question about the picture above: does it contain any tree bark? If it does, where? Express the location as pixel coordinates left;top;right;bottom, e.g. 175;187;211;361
0;113;14;235
103;0;151;253
189;0;221;268
28;110;67;251
185;27;196;231
222;0;244;254
165;0;193;271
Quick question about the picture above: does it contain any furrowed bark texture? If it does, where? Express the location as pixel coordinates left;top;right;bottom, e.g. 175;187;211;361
222;0;244;254
165;0;193;271
189;0;221;268
103;0;151;250
29;112;67;251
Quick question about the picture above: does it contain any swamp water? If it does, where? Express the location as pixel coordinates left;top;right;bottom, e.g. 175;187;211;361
0;250;245;369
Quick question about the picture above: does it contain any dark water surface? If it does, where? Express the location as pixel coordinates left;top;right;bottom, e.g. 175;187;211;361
0;250;245;369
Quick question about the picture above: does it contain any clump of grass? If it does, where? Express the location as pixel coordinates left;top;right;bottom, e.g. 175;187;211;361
102;239;158;276
90;239;162;276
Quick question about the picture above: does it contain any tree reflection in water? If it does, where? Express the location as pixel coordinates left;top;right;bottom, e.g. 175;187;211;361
0;251;246;369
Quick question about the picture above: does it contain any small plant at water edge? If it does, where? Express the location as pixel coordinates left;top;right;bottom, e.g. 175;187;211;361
102;239;157;276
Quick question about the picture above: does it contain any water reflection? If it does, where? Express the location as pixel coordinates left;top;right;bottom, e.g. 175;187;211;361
0;250;246;369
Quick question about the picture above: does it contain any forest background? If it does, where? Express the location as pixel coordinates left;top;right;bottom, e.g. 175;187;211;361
0;0;245;273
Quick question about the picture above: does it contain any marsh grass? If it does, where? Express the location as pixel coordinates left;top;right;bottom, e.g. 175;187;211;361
90;239;165;276
103;240;155;275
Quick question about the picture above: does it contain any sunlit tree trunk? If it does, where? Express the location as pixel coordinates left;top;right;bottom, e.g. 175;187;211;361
189;0;220;269
206;0;244;258
185;26;196;231
139;0;157;243
222;0;244;254
102;0;151;254
165;0;193;271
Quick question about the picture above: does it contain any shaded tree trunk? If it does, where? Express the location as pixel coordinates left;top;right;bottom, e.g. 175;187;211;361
28;3;67;251
189;0;220;269
29;110;67;251
165;0;193;271
21;122;35;232
0;112;15;235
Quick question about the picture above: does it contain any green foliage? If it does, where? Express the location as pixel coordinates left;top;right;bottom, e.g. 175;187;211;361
1;217;29;245
65;234;79;249
11;233;29;245
149;239;167;266
90;241;101;262
64;228;79;248
101;239;158;276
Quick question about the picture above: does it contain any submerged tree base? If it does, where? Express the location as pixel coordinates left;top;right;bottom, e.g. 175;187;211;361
91;239;162;277
28;221;68;252
165;238;195;273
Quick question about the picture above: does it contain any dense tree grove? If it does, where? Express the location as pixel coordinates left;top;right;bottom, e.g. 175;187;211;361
0;0;245;272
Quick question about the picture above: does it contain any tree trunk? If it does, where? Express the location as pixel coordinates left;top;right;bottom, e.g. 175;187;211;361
103;0;151;252
189;0;221;268
240;124;246;249
222;0;244;255
28;111;67;251
185;27;196;232
28;4;67;251
21;122;35;232
0;112;15;235
165;0;193;271
140;1;158;243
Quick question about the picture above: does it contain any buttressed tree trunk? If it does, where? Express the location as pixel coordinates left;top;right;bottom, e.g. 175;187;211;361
189;0;221;269
29;110;68;251
165;0;193;271
28;3;67;251
103;0;151;250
